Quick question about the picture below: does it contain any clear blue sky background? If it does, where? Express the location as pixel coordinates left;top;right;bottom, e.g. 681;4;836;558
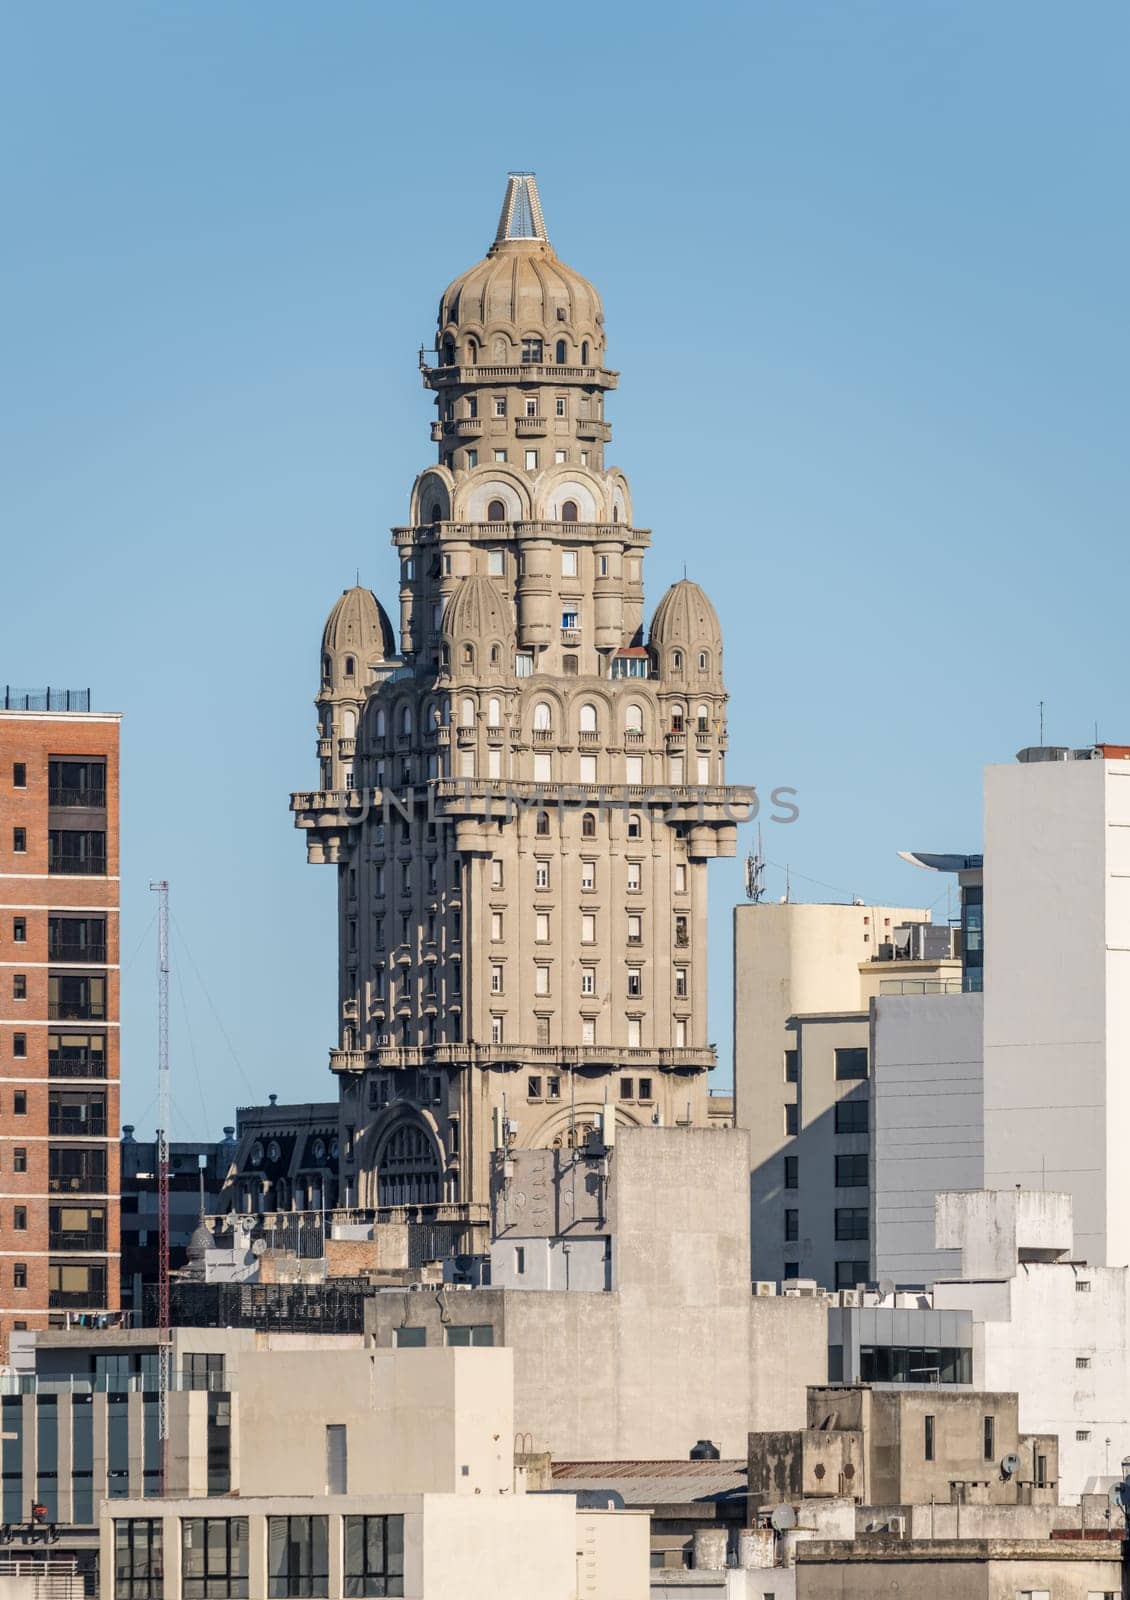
4;2;1128;1137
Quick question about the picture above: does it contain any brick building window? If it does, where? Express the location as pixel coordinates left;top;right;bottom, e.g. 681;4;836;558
12;829;26;854
13;1265;26;1290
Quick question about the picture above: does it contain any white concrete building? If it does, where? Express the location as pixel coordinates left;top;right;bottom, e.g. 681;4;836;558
983;745;1130;1267
933;1188;1130;1501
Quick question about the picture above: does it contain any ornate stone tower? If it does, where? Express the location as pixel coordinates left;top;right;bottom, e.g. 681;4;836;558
292;174;750;1242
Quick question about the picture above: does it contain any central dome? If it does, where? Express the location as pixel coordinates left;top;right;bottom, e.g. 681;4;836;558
437;174;605;366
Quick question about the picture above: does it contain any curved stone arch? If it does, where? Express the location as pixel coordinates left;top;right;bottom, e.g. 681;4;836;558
355;1103;445;1208
485;328;515;362
523;1103;646;1149
454;469;531;525
605;470;633;527
533;465;606;524
410;468;455;527
520;681;566;735
567;683;615;739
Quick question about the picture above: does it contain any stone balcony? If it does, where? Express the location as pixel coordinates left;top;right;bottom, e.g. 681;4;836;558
420;357;619;391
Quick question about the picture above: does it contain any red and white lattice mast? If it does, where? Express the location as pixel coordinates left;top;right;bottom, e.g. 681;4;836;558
149;880;171;1489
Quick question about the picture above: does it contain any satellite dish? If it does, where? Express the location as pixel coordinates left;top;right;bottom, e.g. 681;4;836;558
879;1280;896;1298
251;1239;267;1257
769;1505;797;1532
1000;1453;1022;1479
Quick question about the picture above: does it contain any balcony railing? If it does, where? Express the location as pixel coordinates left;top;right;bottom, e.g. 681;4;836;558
48;1002;106;1022
48;1053;107;1078
48;1116;107;1138
48;1289;107;1310
48;786;106;808
48;942;107;964
49;1229;107;1252
48;1172;107;1195
47;854;106;877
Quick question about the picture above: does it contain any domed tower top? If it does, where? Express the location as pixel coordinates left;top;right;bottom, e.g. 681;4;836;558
648;579;725;684
438;173;606;363
320;585;396;695
423;173;618;478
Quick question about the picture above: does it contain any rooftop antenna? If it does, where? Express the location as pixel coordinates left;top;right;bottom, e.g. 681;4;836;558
148;879;171;1491
744;826;766;903
1039;699;1045;747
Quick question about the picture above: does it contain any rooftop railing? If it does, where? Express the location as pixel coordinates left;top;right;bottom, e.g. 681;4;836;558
3;688;91;713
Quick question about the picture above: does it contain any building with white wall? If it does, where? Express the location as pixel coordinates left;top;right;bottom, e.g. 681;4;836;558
932;1188;1130;1501
982;744;1130;1267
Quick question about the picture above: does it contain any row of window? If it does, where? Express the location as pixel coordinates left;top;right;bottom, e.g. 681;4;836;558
3;915;108;958
370;855;684;899
784;1047;869;1084
780;1097;870;1140
8;759;106;805
1;1031;108;1073
0;1146;110;1186
488;909;690;946
450;446;597;472
444;390;597;422
782;1154;868;1200
444;750;718;786
490;960;688;1003
778;1208;868;1246
486;1014;670;1050
781;1260;870;1289
527;1074;653;1103
7;828;108;873
357;697;708;742
115;1513;404;1599
439;335;595;366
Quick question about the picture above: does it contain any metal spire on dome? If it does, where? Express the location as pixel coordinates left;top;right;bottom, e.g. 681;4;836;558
494;172;548;243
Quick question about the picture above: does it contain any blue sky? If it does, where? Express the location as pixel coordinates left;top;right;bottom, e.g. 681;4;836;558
3;2;1128;1135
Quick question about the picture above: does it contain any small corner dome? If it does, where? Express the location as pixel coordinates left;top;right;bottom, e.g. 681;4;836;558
186;1220;213;1261
648;579;723;652
441;574;515;645
321;586;395;662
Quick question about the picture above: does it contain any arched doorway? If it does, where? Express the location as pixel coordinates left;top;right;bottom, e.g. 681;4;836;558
377;1123;441;1206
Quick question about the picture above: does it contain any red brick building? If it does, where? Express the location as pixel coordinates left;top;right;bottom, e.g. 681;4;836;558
0;688;121;1356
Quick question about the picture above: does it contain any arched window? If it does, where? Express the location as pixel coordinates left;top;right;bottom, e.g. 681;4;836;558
440;643;450;670
344;656;355;678
460;697;475;728
625;703;644;732
533;701;553;731
377;1123;441;1206
671;703;685;733
442;339;455;367
561;500;578;523
462;643;475;667
488;697;502;727
579;703;597;734
612;506;619;523
698;651;709;672
582;811;596;839
430;502;442;523
672;650;683;672
320;708;332;737
342;708;357;738
490;644;501;667
466;339;478;366
627;812;643;839
581;340;590;364
696;703;710;733
321;655;332;687
374;707;386;738
400;705;413;737
487;499;506;523
555;338;567;364
536;810;551;837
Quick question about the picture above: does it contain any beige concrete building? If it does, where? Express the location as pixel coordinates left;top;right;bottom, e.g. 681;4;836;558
793;1536;1124;1599
366;1127;829;1460
291;173;751;1245
97;1344;648;1600
733;902;959;1287
749;1386;1058;1510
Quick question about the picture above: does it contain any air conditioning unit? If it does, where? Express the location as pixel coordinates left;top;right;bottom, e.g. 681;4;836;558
784;1279;819;1298
887;1516;906;1537
840;1289;863;1307
753;1281;778;1297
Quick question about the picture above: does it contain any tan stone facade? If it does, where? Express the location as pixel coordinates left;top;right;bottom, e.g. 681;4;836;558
0;700;121;1356
292;175;750;1229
